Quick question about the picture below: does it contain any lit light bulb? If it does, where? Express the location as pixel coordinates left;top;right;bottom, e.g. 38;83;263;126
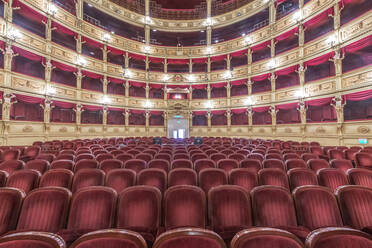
293;11;302;21
163;74;170;81
244;97;253;106
144;100;153;108
7;28;22;40
103;33;111;42
143;45;151;53
267;59;276;68
205;46;212;54
102;95;111;104
76;56;87;67
47;86;56;95
205;100;213;109
47;3;58;15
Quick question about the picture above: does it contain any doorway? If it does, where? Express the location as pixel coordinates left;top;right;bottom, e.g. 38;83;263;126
168;115;189;138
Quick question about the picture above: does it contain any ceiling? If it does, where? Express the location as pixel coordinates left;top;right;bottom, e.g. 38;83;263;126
154;0;205;9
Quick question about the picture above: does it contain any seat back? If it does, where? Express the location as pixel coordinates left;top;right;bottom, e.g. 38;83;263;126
168;168;197;187
164;185;206;230
240;159;262;173
117;186;162;235
308;159;331;172
258;168;290;190
293;185;343;230
40;169;74;189
330;159;353;173
123;159;147;173
99;159;123;173
317;168;349;191
347;168;372;188
355;152;372;169
50;160;74;170
285;159;307;170
105;169;136;193
287;168;318;190
0;188;24;235
74;159;99;172
194;159;216;173
17;187;71;232
67;186;117;231
6;169;41;194
148;159;170;172
25;159;50;174
71;169;105;193
217;159;239;173
229;168;258;192
263;159;285;170
171;159;193;170
0;160;24;174
199;168;228;193
137;168;167;192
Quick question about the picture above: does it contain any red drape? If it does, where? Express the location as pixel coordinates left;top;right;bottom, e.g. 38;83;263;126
251;40;271;52
108;77;125;84
230;49;247;57
52;100;75;109
13;0;47;23
230;79;247;86
129;81;146;87
344;89;372;101
275;65;298;76
253;106;270;113
211;110;226;115
252;73;271;82
108;107;125;112
52;22;76;37
305;97;333;106
150;83;164;89
276;102;299;110
211;82;227;88
193;111;207;115
303;7;334;28
167;59;189;64
83;105;103;111
148;57;164;63
275;27;298;42
192;84;208;89
211;55;227;62
82;37;104;49
231;108;247;114
304;52;334;67
130;109;146;114
82;70;103;79
150;111;163;115
15;94;44;104
52;61;77;72
12;47;43;62
192;58;208;63
129;53;146;61
167;85;189;89
342;35;372;53
107;46;126;56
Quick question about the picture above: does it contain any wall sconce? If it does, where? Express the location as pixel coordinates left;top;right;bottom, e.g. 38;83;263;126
102;33;111;42
47;3;58;15
76;56;87;67
163;74;170;81
267;59;276;68
144;100;153;108
244;96;254;106
7;28;22;41
102;95;111;104
205;46;212;54
143;45;151;54
205;100;214;109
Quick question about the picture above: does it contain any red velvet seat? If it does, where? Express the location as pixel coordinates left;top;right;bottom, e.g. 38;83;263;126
336;185;372;232
20;146;41;162
50;160;74;170
95;153;114;163
155;153;172;162
58;186;117;245
221;149;235;156
115;153;134;163
205;149;219;156
301;153;319;162
210;153;227;163
148;159;170;172
228;153;246;162
39;169;74;189
60;149;75;155
0;188;24;235
2;149;21;162
258;168;290;190
317;168;349;191
55;154;75;161
0;160;24;174
137;168;167;192
344;149;359;161
194;159;216;173
347;168;372;188
229;168;258;192
153;228;226;248
231;228;304;248
168;168;197;187
164;185;206;230
36;153;56;163
283;153;301;161
236;149;251;156
247;153;264;162
265;153;283;160
328;149;346;160
308;159;331;173
251;186;309;241
263;159;285;170
17;187;71;233
6;169;41;194
217;159;239;173
199;168;227;193
330;159;353;173
117;186;162;244
173;153;190;160
135;153;153;163
293;186;344;231
0;232;66;248
208;185;252;240
99;159;123;173
143;149;157;157
354;152;372;169
71;168;105;193
110;150;124;157
285;159;307;170
171;159;193;170
288;168;318;190
69;229;147;248
25;159;50;174
240;159;262;173
105;168;136;193
124;159;147;173
74;159;99;172
305;227;372;248
75;154;95;162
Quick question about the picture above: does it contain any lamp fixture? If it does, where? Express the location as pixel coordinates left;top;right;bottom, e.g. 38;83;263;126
224;70;233;79
292;11;302;22
144;100;153;108
187;74;196;82
204;17;213;26
47;3;58;15
7;28;22;40
205;46;212;54
102;95;111;104
267;59;276;68
123;68;132;78
163;74;170;81
144;16;153;24
102;33;111;42
46;86;56;95
205;100;213;109
326;34;337;46
294;88;307;99
143;45;151;53
76;56;87;67
244;96;254;106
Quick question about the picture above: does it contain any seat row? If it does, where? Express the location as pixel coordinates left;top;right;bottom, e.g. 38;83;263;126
0;184;371;247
